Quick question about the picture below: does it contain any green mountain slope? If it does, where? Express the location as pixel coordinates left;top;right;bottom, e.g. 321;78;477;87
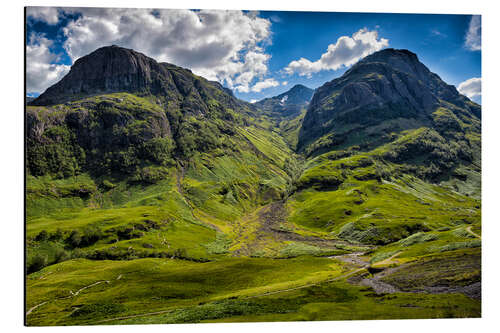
296;48;480;191
286;48;480;246
25;47;481;326
251;84;313;150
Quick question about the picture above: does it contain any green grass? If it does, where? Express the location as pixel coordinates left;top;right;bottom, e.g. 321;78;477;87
287;153;480;246
368;223;481;261
26;256;343;326
278;108;307;149
380;248;481;290
105;280;479;325
278;242;343;258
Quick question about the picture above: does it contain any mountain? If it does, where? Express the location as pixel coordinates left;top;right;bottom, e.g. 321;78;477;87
26;46;481;326
254;84;314;118
26;46;290;225
27;46;265;175
286;48;481;245
299;49;480;155
251;84;314;150
30;45;250;115
296;49;481;189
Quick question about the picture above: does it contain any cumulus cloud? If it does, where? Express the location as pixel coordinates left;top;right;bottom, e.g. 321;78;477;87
465;15;481;51
57;8;272;94
26;7;61;25
284;28;388;77
250;78;279;92
26;33;70;93
282;81;288;85
457;77;481;99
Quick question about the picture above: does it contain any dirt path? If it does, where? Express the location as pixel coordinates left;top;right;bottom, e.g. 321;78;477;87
26;301;48;316
373;251;402;266
329;252;370;266
26;279;111;317
466;225;481;239
359;265;404;294
70;280;110;297
332;252;400;294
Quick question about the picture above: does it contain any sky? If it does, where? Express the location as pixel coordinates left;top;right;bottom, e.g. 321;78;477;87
25;7;482;103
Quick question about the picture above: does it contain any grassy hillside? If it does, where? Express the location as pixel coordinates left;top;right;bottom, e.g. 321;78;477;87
25;115;482;325
25;48;481;326
27;255;479;326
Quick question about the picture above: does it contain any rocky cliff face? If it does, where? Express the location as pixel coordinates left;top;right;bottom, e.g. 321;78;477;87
298;48;481;154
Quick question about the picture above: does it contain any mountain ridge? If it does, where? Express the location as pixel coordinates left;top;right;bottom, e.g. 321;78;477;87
30;45;252;117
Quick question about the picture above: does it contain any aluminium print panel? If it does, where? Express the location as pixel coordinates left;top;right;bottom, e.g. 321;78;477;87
25;6;481;326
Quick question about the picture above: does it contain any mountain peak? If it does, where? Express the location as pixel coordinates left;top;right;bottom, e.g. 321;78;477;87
274;84;314;103
358;48;420;67
287;84;310;92
347;48;431;85
30;45;179;106
253;84;313;118
365;48;418;59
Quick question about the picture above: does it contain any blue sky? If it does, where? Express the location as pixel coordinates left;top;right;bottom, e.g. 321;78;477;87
26;8;481;103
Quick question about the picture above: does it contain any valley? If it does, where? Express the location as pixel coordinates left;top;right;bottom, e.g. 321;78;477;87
25;46;481;325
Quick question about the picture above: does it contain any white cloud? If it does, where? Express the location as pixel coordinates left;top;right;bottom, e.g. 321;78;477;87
431;29;447;38
465;15;481;51
250;78;279;92
284;28;388;77
26;34;70;93
27;7;61;25
249;99;258;103
457;77;481;99
58;8;272;94
282;81;288;85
